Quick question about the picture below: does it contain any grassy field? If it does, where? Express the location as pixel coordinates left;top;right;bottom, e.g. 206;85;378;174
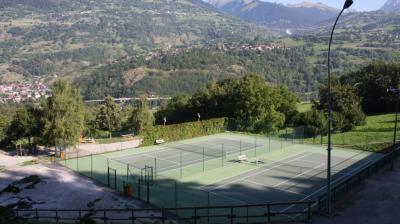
297;102;313;113
306;114;398;152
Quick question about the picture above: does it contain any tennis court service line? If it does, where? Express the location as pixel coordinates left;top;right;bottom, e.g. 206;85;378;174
279;159;373;213
208;152;314;191
241;179;308;197
272;163;325;188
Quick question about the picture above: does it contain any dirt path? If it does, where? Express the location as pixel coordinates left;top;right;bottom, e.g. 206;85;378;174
313;158;400;224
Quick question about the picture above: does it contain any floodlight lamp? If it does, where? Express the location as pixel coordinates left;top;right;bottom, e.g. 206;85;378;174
343;0;353;10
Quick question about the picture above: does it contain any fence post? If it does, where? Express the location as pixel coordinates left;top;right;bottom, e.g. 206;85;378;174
131;209;135;224
55;208;59;224
307;203;312;223
230;207;234;224
103;208;107;224
35;208;39;220
267;205;271;223
161;208;166;224
207;192;210;224
194;207;198;224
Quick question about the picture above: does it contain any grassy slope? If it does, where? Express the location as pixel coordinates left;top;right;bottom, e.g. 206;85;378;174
297;102;397;152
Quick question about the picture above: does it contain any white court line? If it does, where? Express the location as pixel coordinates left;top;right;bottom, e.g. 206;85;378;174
208;152;314;191
272;163;325;187
279;160;372;213
242;179;308;197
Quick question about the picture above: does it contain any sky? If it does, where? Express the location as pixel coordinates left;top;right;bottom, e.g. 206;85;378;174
265;0;387;11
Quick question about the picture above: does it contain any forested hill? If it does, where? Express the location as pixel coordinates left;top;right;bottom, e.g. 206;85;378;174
78;24;400;101
0;0;267;83
77;43;316;100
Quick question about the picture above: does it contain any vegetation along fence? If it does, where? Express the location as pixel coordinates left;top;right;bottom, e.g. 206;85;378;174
11;201;315;224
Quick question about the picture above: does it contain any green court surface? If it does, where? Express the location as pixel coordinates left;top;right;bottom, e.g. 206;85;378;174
58;132;383;222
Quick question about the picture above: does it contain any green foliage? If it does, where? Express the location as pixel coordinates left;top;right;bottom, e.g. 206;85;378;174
341;62;400;114
126;97;154;135
79;46;316;99
42;79;85;147
295;108;327;137
141;118;227;146
0;114;8;143
155;75;298;133
316;78;366;132
6;105;43;147
95;96;122;137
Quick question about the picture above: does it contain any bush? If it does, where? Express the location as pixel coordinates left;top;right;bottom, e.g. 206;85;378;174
141;118;227;146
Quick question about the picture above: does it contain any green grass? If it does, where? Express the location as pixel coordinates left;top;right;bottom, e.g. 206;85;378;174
96;137;131;144
306;113;398;152
297;102;313;113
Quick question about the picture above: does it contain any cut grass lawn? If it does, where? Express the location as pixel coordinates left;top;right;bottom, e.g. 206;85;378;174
306;114;398;152
297;102;313;113
96;137;131;144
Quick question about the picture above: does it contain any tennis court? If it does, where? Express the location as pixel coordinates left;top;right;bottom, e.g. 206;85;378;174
59;132;383;222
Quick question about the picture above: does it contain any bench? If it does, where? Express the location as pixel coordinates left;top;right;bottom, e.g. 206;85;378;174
155;139;165;145
238;155;248;162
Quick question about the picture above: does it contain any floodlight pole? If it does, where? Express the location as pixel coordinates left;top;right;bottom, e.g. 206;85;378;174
326;0;353;216
392;97;398;170
388;87;400;170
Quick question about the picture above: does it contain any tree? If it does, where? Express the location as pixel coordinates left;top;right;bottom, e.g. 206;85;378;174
7;105;43;150
95;96;122;138
340;62;400;114
230;75;284;132
275;85;300;126
0;114;8;143
316;78;365;132
42;80;85;148
126;97;154;135
295;108;327;138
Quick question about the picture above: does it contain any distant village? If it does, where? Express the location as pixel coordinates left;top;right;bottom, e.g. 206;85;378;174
0;80;51;103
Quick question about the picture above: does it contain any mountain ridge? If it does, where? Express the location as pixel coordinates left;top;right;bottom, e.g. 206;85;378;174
205;0;338;31
381;0;400;12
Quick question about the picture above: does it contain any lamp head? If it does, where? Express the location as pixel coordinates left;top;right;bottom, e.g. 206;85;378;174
343;0;353;9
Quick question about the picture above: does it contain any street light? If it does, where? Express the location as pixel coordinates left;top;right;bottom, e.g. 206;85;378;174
326;0;353;216
387;87;399;170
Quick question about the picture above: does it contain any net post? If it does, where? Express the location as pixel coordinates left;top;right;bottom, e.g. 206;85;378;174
255;135;257;157
154;158;157;183
203;147;205;172
180;152;182;178
126;164;129;182
268;133;271;152
76;150;79;171
240;140;242;155
222;144;225;167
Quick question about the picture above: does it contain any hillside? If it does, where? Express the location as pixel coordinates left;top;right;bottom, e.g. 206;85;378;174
205;0;338;32
77;9;400;100
0;0;267;83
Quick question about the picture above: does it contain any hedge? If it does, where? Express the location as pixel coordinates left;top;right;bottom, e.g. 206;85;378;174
141;118;228;146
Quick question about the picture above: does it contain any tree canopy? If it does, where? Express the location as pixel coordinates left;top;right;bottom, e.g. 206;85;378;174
42;79;85;147
95;96;122;137
126;96;154;135
156;74;299;132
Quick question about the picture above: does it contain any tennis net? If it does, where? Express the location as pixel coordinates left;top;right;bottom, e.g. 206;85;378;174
166;143;227;158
